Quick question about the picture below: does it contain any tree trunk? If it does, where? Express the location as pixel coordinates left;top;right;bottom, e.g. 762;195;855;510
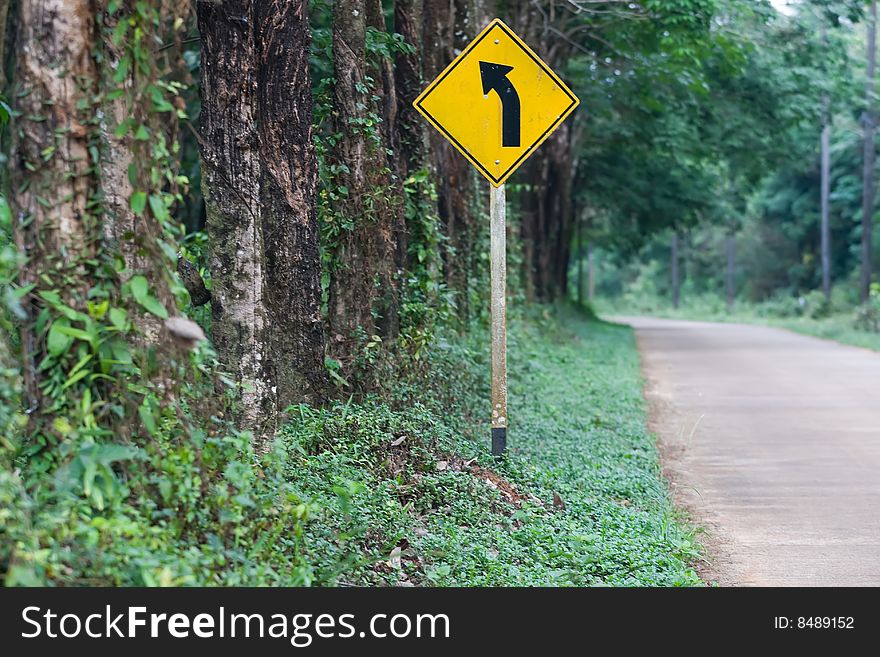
821;97;832;300
519;187;537;302
548;124;578;300
198;0;325;450
725;233;736;313
576;215;584;306
99;15;172;344
395;0;426;176
0;0;10;89
588;244;595;302
820;23;832;301
366;0;404;340
254;0;327;410
862;0;877;303
424;0;479;323
328;0;399;359
199;0;273;444
0;0;14;185
513;9;578;303
11;0;98;411
671;231;680;310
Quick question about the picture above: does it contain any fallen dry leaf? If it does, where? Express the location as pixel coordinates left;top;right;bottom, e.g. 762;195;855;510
387;547;402;570
552;492;566;510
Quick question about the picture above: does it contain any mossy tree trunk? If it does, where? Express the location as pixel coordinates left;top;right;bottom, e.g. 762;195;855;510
365;0;404;340
423;0;481;323
328;0;399;365
394;0;426;179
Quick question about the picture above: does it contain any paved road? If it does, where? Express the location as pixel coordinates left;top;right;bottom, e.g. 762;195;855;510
614;316;880;586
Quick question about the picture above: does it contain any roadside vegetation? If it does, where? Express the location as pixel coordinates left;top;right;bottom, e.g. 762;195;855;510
3;305;700;586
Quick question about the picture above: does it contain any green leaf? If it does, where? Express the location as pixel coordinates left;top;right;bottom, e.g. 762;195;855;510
54;325;93;343
82;443;139;465
113;119;130;139
62;368;91;390
69;352;93;378
47;321;74;357
138;294;168;319
130;191;147;216
0;99;11;125
0;195;11;228
109;307;128;331
128;275;168;318
129;275;149;303
38;290;89;322
148;194;170;222
113;55;130;85
139;404;157;436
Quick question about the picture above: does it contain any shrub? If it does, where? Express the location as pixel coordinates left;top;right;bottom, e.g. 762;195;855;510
854;284;880;333
803;290;832;320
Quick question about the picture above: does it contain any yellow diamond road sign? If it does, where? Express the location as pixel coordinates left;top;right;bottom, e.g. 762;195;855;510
414;18;579;187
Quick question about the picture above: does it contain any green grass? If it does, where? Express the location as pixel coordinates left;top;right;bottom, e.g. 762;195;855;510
282;305;703;586
749;315;880;351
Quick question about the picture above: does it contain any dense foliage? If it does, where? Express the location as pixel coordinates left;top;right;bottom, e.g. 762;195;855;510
588;1;880;328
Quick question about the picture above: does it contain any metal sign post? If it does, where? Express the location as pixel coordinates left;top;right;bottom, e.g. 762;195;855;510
490;184;507;456
412;18;579;455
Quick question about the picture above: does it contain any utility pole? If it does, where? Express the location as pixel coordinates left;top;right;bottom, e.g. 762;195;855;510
862;0;877;303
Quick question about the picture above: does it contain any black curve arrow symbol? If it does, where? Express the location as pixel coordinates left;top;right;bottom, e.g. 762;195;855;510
480;61;521;148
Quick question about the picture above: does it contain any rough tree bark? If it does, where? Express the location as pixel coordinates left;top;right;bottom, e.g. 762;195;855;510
365;0;404;340
199;0;272;444
11;0;98;410
254;0;327;410
862;0;877;303
549;123;579;298
395;0;426;177
0;0;9;89
198;0;325;450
